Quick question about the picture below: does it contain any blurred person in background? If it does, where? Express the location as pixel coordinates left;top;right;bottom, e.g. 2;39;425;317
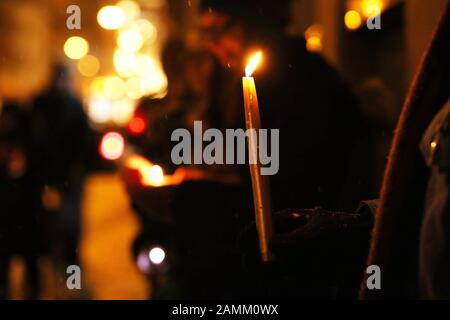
30;63;90;271
241;0;450;299
199;0;371;212
127;39;219;173
193;0;377;298
135;0;372;299
129;0;371;298
126;38;252;298
0;99;40;299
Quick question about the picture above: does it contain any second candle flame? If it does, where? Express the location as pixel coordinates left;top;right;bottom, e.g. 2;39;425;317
245;51;262;77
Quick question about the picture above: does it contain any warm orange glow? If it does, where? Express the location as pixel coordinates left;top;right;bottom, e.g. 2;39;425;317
125;77;143;99
306;36;323;53
117;28;144;53
361;0;384;18
117;0;141;21
103;76;125;100
128;116;146;135
110;98;135;125
78;54;100;77
42;186;62;211
345;10;362;30
245;51;262;77
99;132;125;160
97;5;125;30
114;50;139;78
142;165;164;186
64;36;89;60
304;25;324;52
125;155;153;170
125;155;185;187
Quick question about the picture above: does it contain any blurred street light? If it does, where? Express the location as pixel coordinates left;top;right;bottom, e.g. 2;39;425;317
99;132;125;160
97;5;126;30
361;0;384;17
114;50;139;78
117;0;141;21
78;54;100;77
142;165;164;186
110;98;135;125
304;24;324;53
345;10;363;30
104;76;125;100
149;247;166;265
125;77;143;100
117;28;144;53
88;96;111;124
128;115;146;135
133;19;157;43
64;36;89;60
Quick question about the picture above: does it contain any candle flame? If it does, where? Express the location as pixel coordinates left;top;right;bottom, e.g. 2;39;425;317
245;51;262;77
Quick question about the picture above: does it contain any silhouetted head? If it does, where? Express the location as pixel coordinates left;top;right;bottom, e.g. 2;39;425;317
50;62;71;91
199;0;292;68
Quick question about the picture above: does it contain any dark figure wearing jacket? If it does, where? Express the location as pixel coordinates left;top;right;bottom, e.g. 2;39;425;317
199;0;371;212
152;0;372;299
0;100;40;299
249;1;450;299
30;63;89;269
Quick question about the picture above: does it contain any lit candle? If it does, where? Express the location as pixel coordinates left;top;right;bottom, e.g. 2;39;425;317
242;51;274;262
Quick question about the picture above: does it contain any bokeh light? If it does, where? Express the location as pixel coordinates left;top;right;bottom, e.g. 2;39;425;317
137;56;168;95
117;28;144;53
125;77;143;100
133;19;157;43
90;76;106;97
306;36;323;53
64;36;89;60
304;24;324;53
117;0;141;21
103;76;125;100
345;10;363;30
125;154;153;170
361;0;384;18
110;98;135;125
114;50;139;78
77;54;100;77
149;247;165;265
128;115;146;135
88;96;111;124
99;132;125;160
142;165;164;186
137;251;151;273
97;5;126;30
140;72;167;96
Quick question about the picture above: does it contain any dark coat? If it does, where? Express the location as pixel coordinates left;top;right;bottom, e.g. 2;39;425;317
0;102;38;255
419;98;450;298
255;36;369;211
361;1;450;299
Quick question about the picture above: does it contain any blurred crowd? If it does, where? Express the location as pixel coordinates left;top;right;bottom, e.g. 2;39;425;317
0;0;384;299
126;0;378;299
0;64;95;299
1;0;449;300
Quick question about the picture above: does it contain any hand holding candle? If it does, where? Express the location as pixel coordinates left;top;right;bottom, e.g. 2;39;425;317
242;51;274;262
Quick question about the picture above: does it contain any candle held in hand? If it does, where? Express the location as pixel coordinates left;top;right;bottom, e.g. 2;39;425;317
242;51;274;262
